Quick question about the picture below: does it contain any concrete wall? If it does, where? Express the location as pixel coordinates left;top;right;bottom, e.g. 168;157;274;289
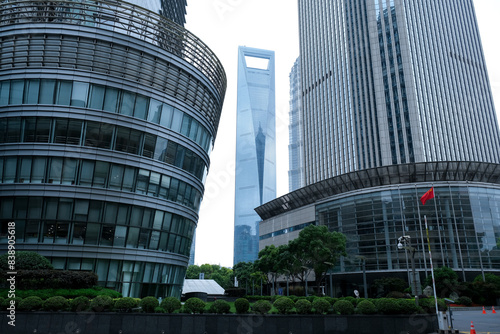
1;312;438;334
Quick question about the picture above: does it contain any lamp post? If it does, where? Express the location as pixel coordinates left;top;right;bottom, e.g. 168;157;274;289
324;262;334;298
355;256;368;298
398;235;419;306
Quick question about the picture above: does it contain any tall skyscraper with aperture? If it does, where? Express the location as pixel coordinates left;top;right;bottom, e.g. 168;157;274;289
234;46;276;265
288;57;304;192
298;0;500;185
0;0;225;298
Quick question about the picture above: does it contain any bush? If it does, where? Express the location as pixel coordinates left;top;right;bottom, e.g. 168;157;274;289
455;296;472;306
374;298;401;314
324;297;337;305
154;306;166;313
115;297;138;312
312;298;331;314
140;297;159;313
209;299;231;314
43;296;69;311
0;251;53;270
70;296;90;312
333;299;354;315
90;295;114;312
418;298;447;313
356;300;376;314
18;296;43;311
295;299;312;314
235;298;250;314
386;291;407;299
342;296;357;306
160;297;181;313
251;300;272;314
273;297;294;314
184;297;206;314
1;270;98;290
398;299;419;314
2;297;22;309
0;287;121;300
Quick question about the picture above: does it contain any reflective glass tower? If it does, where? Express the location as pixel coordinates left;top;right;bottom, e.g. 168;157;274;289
288;57;304;192
0;0;225;298
234;46;276;265
298;0;500;185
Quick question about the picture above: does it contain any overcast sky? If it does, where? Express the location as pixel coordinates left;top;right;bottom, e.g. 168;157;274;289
184;0;500;268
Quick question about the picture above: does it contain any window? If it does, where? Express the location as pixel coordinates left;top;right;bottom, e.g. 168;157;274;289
24;79;40;104
103;87;119;112
134;95;148;120
39;79;56;104
88;84;105;110
121;91;135;116
71;82;89;107
61;158;77;185
55;81;72;105
9;80;24;104
148;99;162;123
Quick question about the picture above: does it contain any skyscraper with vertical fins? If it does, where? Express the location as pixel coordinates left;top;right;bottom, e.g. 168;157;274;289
288;57;304;192
234;46;276;265
298;0;500;185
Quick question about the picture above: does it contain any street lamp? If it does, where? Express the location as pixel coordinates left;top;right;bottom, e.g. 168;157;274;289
354;255;368;299
397;235;419;306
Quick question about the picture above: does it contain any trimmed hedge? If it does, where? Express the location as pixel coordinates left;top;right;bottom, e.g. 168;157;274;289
374;298;401;315
115;297;138;312
18;296;43;311
70;296;90;312
0;251;53;271
251;300;272;314
273;297;294;314
295;299;312;314
0;270;97;290
43;296;69;311
356;300;376;315
90;295;114;312
184;297;205;314
235;298;250;314
209;300;231;314
160;297;181;313
0;287;121;300
333;300;354;315
140;297;159;313
312;298;331;314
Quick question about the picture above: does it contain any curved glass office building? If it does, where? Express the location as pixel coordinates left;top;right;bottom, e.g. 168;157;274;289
257;162;500;296
0;1;226;298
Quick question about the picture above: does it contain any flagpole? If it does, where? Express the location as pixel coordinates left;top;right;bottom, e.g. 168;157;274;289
424;214;439;315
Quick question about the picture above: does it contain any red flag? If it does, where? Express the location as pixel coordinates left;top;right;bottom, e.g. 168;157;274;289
420;187;434;205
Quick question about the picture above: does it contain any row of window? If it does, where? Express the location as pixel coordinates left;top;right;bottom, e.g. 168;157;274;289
0;197;195;238
0;156;202;211
0;117;207;181
0;79;212;152
44;257;185;298
0;219;193;256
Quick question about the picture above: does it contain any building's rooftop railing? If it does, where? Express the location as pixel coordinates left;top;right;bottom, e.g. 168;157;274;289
255;161;500;220
0;0;226;101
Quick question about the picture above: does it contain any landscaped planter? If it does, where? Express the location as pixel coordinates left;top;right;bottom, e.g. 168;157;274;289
1;311;438;334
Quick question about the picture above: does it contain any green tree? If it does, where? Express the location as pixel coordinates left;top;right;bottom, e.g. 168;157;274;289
0;251;53;270
185;264;234;290
288;225;346;293
424;266;459;298
185;265;201;279
373;277;407;297
255;245;282;295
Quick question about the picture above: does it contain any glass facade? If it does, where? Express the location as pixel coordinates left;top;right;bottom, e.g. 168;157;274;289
0;1;226;298
288;57;304;192
317;185;500;275
297;0;500;185
234;47;276;264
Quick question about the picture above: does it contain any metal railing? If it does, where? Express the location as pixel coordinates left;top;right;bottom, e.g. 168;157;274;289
0;0;226;101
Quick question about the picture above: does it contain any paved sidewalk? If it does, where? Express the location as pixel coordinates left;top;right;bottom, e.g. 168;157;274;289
446;309;500;334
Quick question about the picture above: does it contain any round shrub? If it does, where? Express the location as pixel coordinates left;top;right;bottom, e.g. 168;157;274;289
398;299;419;314
140;296;159;313
235;298;250;314
342;296;357;306
70;296;90;312
295;299;312;314
0;251;53;270
386;291;407;299
455;296;472;306
209;299;231;314
2;297;22;309
115;297;138;312
323;297;336;305
273;297;294;314
333;299;354;315
160;297;181;313
184;297;206;314
251;300;272;314
312;298;331;314
356;300;376;314
154;306;166;313
374;298;400;314
18;296;43;311
90;295;114;312
43;296;69;311
418;298;447;313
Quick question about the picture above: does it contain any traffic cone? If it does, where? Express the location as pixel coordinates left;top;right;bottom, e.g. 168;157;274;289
493;306;497;314
482;306;487;314
470;321;476;334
